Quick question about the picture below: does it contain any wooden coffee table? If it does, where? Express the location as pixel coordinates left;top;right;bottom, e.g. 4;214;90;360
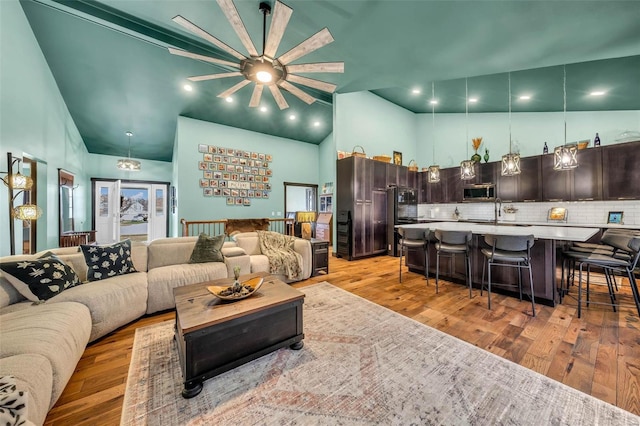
173;272;305;398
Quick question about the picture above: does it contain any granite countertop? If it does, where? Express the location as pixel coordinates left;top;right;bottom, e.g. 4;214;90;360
399;221;599;242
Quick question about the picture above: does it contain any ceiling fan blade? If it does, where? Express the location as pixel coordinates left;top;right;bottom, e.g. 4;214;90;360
278;81;316;105
217;79;252;99
277;28;334;65
249;84;264;107
264;1;293;59
188;72;242;82
216;0;259;58
286;62;344;74
286;74;337;93
268;85;289;110
172;16;246;61
168;48;240;68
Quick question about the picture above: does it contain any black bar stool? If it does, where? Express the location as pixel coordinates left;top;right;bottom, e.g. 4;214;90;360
398;227;430;284
434;230;472;297
481;234;536;317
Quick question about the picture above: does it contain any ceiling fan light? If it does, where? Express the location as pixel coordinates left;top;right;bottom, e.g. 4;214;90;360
256;70;273;83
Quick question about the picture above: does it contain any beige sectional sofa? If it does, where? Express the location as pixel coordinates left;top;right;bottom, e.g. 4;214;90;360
0;234;311;425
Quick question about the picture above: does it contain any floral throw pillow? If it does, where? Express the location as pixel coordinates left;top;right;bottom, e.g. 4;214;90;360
80;239;137;282
0;255;81;301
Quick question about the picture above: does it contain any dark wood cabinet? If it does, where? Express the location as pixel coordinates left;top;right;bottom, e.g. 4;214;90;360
496;172;518;202
444;167;464;202
602;141;640;200
517;156;542;202
310;239;329;276
571;147;602;201
336;157;387;260
541;153;570;201
427;173;446;203
372;160;387;190
386;164;399;187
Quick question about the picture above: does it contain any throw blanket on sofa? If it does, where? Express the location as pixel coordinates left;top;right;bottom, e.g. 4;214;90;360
256;231;302;280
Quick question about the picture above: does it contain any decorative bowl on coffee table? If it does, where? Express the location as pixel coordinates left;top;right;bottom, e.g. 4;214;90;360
208;277;264;301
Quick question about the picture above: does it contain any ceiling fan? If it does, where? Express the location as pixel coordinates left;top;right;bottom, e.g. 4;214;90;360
168;0;344;110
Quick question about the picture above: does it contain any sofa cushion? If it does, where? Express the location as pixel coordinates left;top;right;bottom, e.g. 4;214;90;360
189;233;225;263
0;257;81;302
232;232;261;255
147;237;197;270
0;354;52;426
49;272;148;342
146;262;227;314
0;302;91;409
80;239;136;282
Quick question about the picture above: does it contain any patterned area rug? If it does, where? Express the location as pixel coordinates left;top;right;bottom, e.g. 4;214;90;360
121;282;639;425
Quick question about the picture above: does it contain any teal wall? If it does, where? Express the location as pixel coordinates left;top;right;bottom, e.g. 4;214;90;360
334;91;417;165
0;0;89;255
415;110;640;168
174;116;320;231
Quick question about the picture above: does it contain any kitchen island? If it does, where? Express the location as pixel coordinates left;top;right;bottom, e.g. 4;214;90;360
399;222;599;306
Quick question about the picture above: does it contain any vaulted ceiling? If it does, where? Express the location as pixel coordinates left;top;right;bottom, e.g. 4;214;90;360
20;0;640;162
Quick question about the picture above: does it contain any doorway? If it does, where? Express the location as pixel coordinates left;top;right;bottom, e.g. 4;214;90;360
92;179;169;244
284;182;318;239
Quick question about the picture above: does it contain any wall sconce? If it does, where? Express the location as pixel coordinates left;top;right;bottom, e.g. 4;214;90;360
2;153;42;255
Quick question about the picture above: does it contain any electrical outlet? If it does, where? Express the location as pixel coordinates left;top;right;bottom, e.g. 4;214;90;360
277;211;282;216
271;211;275;216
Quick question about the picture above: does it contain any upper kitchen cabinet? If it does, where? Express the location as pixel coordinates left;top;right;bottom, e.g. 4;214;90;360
570;147;602;201
444;167;464;203
517;156;542;202
372;159;388;190
541;153;570;201
602;140;640;200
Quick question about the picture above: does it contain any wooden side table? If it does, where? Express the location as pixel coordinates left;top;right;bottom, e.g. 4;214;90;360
310;238;329;276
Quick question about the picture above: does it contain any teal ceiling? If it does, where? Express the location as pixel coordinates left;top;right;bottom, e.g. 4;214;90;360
20;0;640;162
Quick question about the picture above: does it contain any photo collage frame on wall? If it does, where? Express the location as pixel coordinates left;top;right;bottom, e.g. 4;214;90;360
197;144;273;206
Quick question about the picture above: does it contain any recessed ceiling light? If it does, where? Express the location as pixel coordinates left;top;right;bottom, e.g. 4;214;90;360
259;106;268;112
313;121;320;127
429;99;438;105
289;114;296;120
412;88;421;95
225;97;233;103
183;84;193;92
519;95;531;100
590;91;606;96
468;97;478;103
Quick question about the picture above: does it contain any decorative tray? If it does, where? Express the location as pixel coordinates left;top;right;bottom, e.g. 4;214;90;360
207;277;264;301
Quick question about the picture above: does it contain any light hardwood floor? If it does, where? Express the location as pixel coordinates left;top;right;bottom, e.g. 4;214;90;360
45;252;640;424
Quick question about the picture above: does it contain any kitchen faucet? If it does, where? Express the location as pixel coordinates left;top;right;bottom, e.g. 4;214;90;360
494;198;502;225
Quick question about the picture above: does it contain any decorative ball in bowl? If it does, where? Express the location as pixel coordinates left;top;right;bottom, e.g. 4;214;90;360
208;277;264;301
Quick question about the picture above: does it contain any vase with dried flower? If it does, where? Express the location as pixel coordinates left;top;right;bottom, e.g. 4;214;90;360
471;137;483;163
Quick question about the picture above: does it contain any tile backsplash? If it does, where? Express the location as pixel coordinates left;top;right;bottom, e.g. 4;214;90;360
418;200;640;227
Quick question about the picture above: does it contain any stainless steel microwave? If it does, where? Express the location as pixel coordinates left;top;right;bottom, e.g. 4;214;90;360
463;184;495;202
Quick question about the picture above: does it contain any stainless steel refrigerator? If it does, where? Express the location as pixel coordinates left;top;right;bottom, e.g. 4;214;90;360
386;186;418;256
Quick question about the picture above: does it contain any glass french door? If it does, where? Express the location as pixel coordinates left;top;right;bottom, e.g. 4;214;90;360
93;180;167;244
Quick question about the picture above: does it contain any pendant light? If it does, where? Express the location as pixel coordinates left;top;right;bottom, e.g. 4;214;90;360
553;65;578;170
117;131;141;171
427;82;440;183
460;78;476;180
501;72;521;176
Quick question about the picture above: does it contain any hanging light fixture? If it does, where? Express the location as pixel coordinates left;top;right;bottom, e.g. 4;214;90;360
501;72;521;176
460;78;476;180
117;131;141;171
554;65;578;170
13;203;42;221
427;82;440;183
2;158;33;190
